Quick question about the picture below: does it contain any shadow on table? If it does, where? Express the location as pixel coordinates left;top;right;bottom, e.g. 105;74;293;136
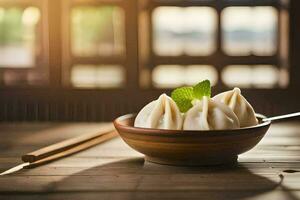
47;157;294;200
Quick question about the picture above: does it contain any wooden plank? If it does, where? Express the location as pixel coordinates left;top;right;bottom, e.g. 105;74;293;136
0;156;299;175
0;191;300;200
1;160;299;177
0;157;299;192
0;173;295;192
0;123;113;157
2;138;300;165
0;123;111;143
0;138;141;158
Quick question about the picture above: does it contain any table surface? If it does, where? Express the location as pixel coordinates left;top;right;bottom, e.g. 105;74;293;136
0;122;299;200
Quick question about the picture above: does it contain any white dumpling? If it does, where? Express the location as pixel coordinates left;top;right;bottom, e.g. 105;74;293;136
134;94;183;130
213;87;258;127
183;96;240;130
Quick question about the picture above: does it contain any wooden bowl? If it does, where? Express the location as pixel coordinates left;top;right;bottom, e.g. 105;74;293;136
114;114;271;166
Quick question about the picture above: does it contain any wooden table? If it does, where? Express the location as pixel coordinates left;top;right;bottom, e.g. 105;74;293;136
0;122;299;200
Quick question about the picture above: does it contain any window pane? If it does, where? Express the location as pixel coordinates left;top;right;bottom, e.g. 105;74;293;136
71;65;125;88
3;69;47;86
152;65;217;88
152;65;184;88
186;65;218;86
71;6;125;57
222;7;277;56
252;65;279;88
222;65;252;88
222;65;279;88
153;7;217;56
252;7;277;55
0;7;40;67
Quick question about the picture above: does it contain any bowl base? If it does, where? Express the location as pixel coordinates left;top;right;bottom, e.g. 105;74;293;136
145;155;238;166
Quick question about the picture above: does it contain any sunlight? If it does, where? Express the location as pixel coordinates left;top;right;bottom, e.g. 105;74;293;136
71;65;124;88
152;65;218;88
22;7;40;26
153;6;217;56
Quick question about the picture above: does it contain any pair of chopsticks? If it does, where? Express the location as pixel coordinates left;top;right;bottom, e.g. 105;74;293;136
0;124;118;175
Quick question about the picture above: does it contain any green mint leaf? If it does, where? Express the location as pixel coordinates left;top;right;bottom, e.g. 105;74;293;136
171;80;211;113
193;80;211;99
171;87;194;113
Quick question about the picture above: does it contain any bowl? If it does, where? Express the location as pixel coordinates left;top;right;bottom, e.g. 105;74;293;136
113;113;271;166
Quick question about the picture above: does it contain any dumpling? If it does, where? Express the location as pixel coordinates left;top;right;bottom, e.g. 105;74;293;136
213;87;258;127
134;94;183;130
183;96;240;130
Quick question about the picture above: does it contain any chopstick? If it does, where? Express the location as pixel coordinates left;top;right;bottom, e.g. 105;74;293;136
24;131;117;168
22;124;118;168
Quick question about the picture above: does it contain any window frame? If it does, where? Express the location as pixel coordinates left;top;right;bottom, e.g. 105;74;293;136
141;0;287;89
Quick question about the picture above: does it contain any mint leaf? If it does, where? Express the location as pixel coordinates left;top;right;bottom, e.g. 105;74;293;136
171;87;194;113
193;80;211;99
171;80;211;113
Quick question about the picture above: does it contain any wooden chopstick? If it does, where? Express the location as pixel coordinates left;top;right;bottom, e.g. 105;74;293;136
22;124;118;166
24;131;118;169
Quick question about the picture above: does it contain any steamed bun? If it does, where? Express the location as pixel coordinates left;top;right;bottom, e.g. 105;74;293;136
134;94;183;130
213;87;258;127
183;96;240;130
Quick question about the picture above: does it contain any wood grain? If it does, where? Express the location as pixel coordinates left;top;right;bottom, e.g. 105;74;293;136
0;122;299;200
21;124;116;163
24;131;119;168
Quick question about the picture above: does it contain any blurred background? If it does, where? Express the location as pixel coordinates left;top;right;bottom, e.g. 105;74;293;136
0;0;299;121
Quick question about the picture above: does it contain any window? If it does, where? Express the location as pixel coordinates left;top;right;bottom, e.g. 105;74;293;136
139;0;289;89
222;6;277;56
152;7;217;56
71;6;125;57
0;0;288;89
0;1;47;86
0;0;295;121
62;1;127;88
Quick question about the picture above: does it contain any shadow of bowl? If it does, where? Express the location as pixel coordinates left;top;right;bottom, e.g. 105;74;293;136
47;157;283;200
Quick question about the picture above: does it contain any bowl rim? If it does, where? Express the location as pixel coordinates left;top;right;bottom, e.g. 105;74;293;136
114;113;271;137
